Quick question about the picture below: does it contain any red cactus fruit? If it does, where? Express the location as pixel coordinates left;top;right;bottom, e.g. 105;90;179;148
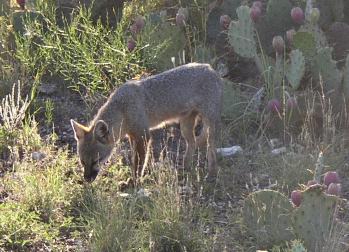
127;38;136;52
272;36;285;54
286;29;296;44
252;1;262;9
16;0;25;10
291;190;302;207
291;7;304;25
220;15;231;30
250;6;261;22
327;183;341;196
267;99;281;113
323;171;340;186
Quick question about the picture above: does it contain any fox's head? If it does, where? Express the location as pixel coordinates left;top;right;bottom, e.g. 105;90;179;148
70;119;114;182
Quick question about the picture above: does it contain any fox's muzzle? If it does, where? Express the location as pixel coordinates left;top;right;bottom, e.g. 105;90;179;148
84;169;99;182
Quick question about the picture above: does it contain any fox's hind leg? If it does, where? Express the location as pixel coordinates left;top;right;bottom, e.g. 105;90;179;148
200;114;221;181
179;111;197;170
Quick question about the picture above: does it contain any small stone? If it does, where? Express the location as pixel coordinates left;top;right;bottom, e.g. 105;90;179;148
31;151;46;161
271;147;287;155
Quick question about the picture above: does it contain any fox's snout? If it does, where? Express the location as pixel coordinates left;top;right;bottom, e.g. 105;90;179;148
84;168;99;182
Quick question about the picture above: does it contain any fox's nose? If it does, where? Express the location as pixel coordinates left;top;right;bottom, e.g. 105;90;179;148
84;170;98;182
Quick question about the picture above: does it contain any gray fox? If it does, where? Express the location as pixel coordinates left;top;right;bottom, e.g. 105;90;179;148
71;63;223;183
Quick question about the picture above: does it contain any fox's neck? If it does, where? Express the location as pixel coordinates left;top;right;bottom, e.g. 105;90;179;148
91;99;125;143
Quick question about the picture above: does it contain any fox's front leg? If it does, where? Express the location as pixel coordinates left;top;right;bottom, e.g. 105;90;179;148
129;132;149;183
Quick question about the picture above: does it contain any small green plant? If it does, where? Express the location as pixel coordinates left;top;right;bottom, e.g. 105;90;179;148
14;5;145;99
0;81;29;131
44;98;54;126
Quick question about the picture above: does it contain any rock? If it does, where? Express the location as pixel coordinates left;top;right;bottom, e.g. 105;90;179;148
216;146;243;156
31;151;46;161
271;147;287;155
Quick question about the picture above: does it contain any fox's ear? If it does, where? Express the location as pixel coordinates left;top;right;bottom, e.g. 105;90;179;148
70;119;87;140
94;120;109;143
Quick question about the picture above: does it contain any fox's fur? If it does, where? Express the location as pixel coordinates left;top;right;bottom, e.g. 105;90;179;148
71;63;223;183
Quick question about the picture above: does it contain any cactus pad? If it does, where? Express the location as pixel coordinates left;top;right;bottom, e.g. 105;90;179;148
286;49;305;90
316;0;344;29
312;47;341;93
255;0;293;53
243;190;294;248
292;185;339;251
293;32;316;59
290;240;307;252
327;22;349;62
206;0;240;44
141;22;186;71
266;0;293;34
228;6;256;59
298;23;328;49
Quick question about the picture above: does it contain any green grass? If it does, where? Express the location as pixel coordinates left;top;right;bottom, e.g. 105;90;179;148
14;6;145;98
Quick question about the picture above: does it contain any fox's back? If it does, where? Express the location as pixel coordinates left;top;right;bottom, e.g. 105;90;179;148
139;63;223;126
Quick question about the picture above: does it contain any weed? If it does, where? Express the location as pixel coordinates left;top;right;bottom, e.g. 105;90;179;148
44;98;54;126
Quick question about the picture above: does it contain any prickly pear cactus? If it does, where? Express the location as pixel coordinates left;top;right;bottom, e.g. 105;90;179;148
243;190;294;248
228;5;256;59
140;22;186;71
298;23;328;49
255;0;293;53
193;45;213;64
206;0;240;44
290;240;307;252
286;49;305;90
266;0;293;34
293;32;316;59
312;47;341;93
292;185;339;251
316;0;344;29
327;22;349;62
